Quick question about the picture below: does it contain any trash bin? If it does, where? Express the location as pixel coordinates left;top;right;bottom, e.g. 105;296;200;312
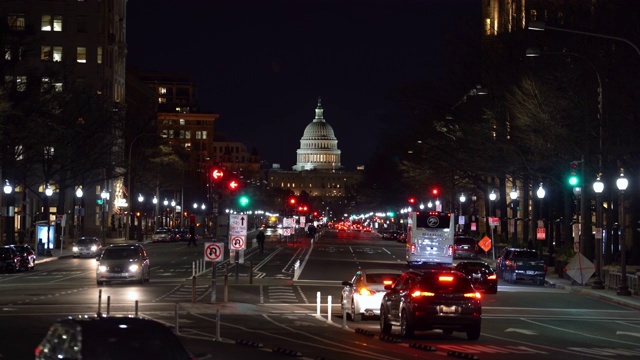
37;239;45;256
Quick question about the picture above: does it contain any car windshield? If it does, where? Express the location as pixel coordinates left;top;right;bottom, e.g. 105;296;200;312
76;238;96;245
511;250;538;259
81;325;190;360
365;273;400;284
101;248;139;260
419;273;474;292
154;230;168;234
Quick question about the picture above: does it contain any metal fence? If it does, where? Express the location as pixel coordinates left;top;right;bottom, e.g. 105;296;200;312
602;269;640;295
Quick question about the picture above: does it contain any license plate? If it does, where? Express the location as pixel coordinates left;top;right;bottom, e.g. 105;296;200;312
438;305;458;314
526;270;535;275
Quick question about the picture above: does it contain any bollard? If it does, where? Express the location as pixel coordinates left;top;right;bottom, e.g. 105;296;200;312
224;271;229;303
249;261;253;284
175;303;179;335
342;297;348;329
106;296;111;315
97;289;102;316
317;292;321;316
192;275;196;303
135;300;139;317
215;309;221;341
327;295;332;322
192;261;195;277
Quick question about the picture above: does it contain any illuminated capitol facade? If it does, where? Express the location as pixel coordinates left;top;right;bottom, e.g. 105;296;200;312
268;98;360;197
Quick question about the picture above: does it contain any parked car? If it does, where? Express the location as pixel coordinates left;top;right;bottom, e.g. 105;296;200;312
151;229;172;243
453;236;479;259
35;316;195;360
96;244;150;285
341;269;403;322
10;244;36;271
381;230;401;240
455;261;498;294
502;249;547;285
495;247;520;279
0;246;22;273
72;237;103;258
380;269;482;340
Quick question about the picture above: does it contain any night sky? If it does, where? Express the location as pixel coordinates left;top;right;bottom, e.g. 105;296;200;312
126;0;480;170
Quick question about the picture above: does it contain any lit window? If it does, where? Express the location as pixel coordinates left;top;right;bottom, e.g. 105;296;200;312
16;76;27;92
76;47;86;63
185;131;191;139
41;15;62;31
158;97;166;104
97;46;102;64
179;118;185;125
53;46;62;62
202;131;207;139
53;81;63;92
159;87;167;94
185;142;191;150
4;47;11;60
8;14;26;31
195;131;202;139
41;46;51;61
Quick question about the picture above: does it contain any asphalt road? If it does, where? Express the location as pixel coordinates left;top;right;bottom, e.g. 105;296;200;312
2;230;640;359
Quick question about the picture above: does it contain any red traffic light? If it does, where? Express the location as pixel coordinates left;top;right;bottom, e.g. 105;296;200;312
212;169;224;180
289;197;297;205
229;180;239;190
432;188;439;196
408;197;416;204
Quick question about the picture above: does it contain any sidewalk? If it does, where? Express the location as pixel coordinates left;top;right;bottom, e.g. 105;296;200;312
478;255;640;311
36;237;152;265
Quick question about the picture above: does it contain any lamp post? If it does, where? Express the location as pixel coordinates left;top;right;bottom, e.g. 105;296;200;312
536;183;546;253
3;181;13;244
44;185;53;256
75;187;83;238
510;186;519;246
171;199;177;228
137;194;144;241
489;189;497;260
616;169;631;296
163;198;169;227
459;193;466;233
152;196;158;230
100;189;109;243
592;175;605;289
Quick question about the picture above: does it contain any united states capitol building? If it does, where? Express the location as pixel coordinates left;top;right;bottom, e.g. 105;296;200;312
267;99;361;198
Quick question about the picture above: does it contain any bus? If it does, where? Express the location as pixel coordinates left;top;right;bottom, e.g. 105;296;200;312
406;211;455;267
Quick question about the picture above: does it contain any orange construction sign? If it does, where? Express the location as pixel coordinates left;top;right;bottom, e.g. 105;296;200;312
478;236;492;252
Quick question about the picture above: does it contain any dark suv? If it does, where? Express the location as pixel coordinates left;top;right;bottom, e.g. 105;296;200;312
453;236;479;259
380;269;482;340
495;247;520;279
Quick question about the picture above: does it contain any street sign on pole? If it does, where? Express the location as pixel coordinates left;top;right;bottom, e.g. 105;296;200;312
204;242;224;262
230;235;246;250
229;214;247;236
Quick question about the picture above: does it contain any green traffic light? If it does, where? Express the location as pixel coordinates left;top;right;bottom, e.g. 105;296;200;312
568;176;579;186
239;195;249;207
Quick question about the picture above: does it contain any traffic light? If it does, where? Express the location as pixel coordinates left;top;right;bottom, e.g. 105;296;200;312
212;168;224;181
568;161;580;186
228;179;239;191
135;211;141;217
238;195;249;207
431;188;439;197
408;197;416;205
288;197;297;206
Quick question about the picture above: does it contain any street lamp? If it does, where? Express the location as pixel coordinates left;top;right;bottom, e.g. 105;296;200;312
100;189;109;242
75;187;83;238
45;184;53;256
592;175;605;289
3;181;13;245
489;189;497;260
137;194;144;241
510;186;519;245
616;169;631;296
536;183;546;253
459;193;466;233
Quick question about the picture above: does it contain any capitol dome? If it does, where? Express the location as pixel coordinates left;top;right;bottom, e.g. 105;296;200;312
293;98;342;171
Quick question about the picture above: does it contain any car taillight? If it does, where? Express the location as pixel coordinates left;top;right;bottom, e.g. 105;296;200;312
447;245;454;256
411;244;416;254
358;288;375;296
383;280;394;286
438;275;454;282
487;274;497;280
411;290;435;297
464;292;482;299
505;260;512;266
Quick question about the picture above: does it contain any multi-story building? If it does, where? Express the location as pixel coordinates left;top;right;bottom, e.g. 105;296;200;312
0;0;127;244
211;139;262;184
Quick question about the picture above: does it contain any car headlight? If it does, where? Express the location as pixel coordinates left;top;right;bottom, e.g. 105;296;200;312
98;265;108;272
90;245;97;251
72;246;79;252
129;264;140;272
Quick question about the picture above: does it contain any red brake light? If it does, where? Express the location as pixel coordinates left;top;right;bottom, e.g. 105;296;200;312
383;280;394;285
487;274;497;280
411;290;435;297
411;244;416;254
438;275;454;282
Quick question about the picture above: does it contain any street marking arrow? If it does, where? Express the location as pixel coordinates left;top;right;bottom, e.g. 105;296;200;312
505;328;538;335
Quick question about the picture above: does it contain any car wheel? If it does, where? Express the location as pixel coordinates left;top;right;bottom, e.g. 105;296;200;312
536;278;545;286
351;299;361;322
466;323;481;340
379;306;392;334
399;309;414;338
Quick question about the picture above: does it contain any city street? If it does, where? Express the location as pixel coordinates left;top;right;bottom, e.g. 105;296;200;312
2;231;640;359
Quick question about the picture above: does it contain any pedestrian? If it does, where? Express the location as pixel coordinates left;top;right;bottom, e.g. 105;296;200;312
256;230;265;254
188;225;197;247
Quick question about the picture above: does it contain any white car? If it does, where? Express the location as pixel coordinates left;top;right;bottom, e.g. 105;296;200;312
96;244;150;285
341;269;403;322
151;229;171;243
